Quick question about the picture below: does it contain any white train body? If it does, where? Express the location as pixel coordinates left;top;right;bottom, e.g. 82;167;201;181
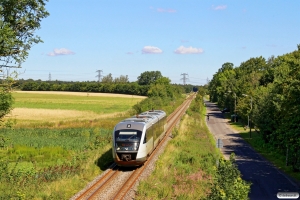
112;110;167;166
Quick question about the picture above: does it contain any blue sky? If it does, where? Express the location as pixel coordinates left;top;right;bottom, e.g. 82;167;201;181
19;0;300;85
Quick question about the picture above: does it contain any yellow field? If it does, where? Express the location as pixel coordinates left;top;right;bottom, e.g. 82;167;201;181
14;91;146;98
9;91;146;127
10;108;124;121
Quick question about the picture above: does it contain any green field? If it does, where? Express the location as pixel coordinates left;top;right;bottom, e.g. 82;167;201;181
13;92;142;114
0;92;250;199
0;92;146;199
9;92;146;129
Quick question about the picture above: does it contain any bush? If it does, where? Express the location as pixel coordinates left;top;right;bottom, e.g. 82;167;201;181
207;153;251;200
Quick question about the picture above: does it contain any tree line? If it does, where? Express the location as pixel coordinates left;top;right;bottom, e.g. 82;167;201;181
15;71;197;96
17;80;150;96
208;45;300;171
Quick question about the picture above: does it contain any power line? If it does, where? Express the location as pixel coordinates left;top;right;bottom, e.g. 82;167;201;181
95;70;103;82
180;73;189;85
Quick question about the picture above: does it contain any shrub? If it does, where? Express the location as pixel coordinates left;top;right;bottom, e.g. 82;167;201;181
206;153;251;200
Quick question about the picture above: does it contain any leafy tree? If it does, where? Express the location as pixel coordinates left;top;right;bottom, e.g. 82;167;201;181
0;79;14;120
114;75;129;83
0;0;49;67
207;154;251;200
101;73;113;83
147;77;183;99
0;0;49;127
265;48;300;171
137;71;162;85
208;62;236;109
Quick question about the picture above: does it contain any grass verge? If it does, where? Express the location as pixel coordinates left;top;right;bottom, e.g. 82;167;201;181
225;114;300;182
136;95;250;199
0;127;114;199
136;113;217;199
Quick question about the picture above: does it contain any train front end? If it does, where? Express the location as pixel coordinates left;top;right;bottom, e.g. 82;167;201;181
112;121;146;167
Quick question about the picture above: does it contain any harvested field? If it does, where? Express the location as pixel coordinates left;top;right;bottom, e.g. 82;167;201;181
14;91;147;99
9;108;123;122
9;91;146;127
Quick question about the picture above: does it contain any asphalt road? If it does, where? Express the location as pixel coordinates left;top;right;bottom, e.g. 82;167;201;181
205;100;300;200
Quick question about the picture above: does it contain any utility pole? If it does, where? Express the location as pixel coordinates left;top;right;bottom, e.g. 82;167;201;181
180;73;189;85
49;73;51;81
96;70;103;82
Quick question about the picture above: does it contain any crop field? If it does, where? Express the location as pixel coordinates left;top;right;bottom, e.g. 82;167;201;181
9;91;146;127
0;91;146;199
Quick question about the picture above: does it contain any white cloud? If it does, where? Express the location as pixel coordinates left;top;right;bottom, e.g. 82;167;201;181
212;5;227;10
174;46;204;54
142;46;163;54
47;48;75;56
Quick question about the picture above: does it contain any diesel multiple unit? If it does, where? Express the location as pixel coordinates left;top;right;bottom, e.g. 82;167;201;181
112;110;167;166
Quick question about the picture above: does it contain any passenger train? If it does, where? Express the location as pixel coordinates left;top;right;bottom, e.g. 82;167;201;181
112;110;167;166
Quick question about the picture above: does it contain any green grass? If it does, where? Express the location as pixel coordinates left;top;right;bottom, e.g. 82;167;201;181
0;92;188;199
136;102;219;199
0;127;113;199
13;92;142;114
1;127;111;166
224;114;300;183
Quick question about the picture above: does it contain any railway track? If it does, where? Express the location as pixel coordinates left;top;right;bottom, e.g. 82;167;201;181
72;93;195;200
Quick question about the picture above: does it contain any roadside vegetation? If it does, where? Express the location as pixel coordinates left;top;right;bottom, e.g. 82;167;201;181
208;45;300;174
136;93;250;199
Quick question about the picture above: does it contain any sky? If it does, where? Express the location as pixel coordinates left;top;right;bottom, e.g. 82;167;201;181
16;0;300;85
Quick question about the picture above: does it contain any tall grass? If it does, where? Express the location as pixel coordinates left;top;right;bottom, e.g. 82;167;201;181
136;94;250;199
136;104;218;199
0;127;113;199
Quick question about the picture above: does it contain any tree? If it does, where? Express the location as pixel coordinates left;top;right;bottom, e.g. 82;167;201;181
0;0;49;68
137;71;162;85
208;62;236;109
207;154;251;199
101;73;113;83
114;75;129;83
0;0;49;127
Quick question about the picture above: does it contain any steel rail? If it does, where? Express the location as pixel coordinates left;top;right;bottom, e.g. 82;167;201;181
86;169;121;200
167;93;194;122
75;164;118;200
113;93;195;199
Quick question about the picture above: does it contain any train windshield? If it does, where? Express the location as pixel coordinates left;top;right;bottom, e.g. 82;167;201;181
115;129;142;141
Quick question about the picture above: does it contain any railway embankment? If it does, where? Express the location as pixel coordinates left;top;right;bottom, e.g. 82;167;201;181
135;93;250;199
